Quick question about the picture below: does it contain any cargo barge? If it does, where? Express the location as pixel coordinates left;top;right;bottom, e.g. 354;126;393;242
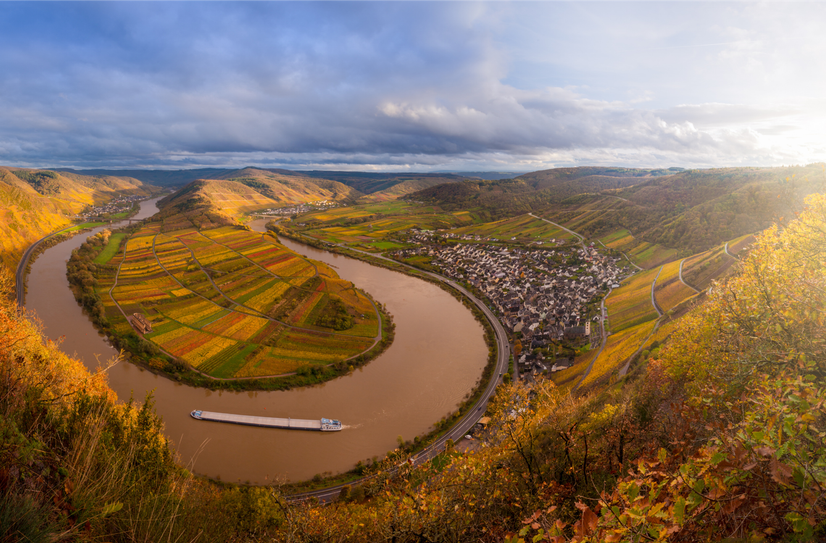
190;410;342;431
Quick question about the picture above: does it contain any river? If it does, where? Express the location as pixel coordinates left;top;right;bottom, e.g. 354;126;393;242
25;201;488;483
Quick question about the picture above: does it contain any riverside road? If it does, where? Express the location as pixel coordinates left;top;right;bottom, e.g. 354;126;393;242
286;242;511;503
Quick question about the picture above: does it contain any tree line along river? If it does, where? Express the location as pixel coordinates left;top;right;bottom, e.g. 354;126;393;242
24;198;488;483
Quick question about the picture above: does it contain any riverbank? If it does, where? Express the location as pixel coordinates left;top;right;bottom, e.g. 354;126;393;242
27;199;490;483
65;222;397;392
268;230;507;497
15;201;144;306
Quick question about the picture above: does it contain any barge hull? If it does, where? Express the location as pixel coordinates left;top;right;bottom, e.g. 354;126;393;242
191;410;341;431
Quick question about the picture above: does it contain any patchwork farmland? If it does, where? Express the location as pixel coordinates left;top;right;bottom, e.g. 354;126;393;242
100;224;381;379
446;214;574;243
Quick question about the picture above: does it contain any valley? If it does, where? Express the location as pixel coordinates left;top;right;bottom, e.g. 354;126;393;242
5;163;826;541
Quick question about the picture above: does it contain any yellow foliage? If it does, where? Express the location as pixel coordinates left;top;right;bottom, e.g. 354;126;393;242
659;192;826;389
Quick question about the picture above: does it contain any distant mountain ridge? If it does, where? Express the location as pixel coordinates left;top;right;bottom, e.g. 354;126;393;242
296;170;467;194
55;168;236;188
56;167;471;196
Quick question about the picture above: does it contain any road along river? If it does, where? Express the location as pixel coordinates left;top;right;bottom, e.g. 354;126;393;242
24;202;488;483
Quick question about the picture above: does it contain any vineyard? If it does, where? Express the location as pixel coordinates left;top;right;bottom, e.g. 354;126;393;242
448;214;573;242
580;320;656;388
98;224;381;379
653;260;698;312
603;267;659;332
680;245;737;291
293;201;475;249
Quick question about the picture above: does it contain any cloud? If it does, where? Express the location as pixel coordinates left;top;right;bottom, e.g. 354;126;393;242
0;2;822;171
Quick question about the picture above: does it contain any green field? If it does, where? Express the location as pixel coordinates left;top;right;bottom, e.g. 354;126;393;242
66;221;106;232
93;233;126;264
97;224;381;378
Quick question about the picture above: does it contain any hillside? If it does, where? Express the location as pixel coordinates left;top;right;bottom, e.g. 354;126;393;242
407;167;671;221
357;177;462;202
412;164;826;257
5;191;826;541
0;167;154;268
546;164;826;256
156;169;363;223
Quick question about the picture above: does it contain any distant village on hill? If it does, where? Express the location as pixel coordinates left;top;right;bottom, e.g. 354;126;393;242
392;230;628;379
79;194;144;219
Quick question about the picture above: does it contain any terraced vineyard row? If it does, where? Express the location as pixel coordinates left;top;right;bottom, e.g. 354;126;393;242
99;224;380;379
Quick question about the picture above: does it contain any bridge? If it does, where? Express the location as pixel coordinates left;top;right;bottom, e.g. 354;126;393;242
80;216;142;225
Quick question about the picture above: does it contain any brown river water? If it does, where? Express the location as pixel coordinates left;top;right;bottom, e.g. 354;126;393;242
25;202;487;483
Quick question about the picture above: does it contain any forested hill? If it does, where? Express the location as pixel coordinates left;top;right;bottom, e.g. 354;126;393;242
553;164;826;254
409;164;826;255
0;166;154;268
407;166;673;209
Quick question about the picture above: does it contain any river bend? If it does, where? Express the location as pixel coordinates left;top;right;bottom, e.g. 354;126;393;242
25;202;487;483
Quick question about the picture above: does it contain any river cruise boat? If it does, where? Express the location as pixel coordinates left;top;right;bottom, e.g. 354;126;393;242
190;410;342;432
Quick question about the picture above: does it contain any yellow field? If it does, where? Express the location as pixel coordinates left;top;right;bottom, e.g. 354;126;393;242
581;320;656;388
605;268;659;332
100;224;382;379
681;246;736;291
654;260;697;312
549;350;597;394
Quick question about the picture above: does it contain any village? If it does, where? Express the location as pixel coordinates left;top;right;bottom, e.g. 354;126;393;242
255;200;340;217
79;194;144;219
391;232;628;380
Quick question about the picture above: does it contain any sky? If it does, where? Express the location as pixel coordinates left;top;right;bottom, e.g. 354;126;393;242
0;2;824;172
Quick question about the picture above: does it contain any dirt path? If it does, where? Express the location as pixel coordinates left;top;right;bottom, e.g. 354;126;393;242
527;212;586;248
572;288;612;392
678;258;700;293
651;265;664;317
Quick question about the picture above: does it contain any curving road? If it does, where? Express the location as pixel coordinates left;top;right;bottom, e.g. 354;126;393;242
285;240;511;503
678;258;700;293
724;241;739;260
573;287;611;392
650;265;664;317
